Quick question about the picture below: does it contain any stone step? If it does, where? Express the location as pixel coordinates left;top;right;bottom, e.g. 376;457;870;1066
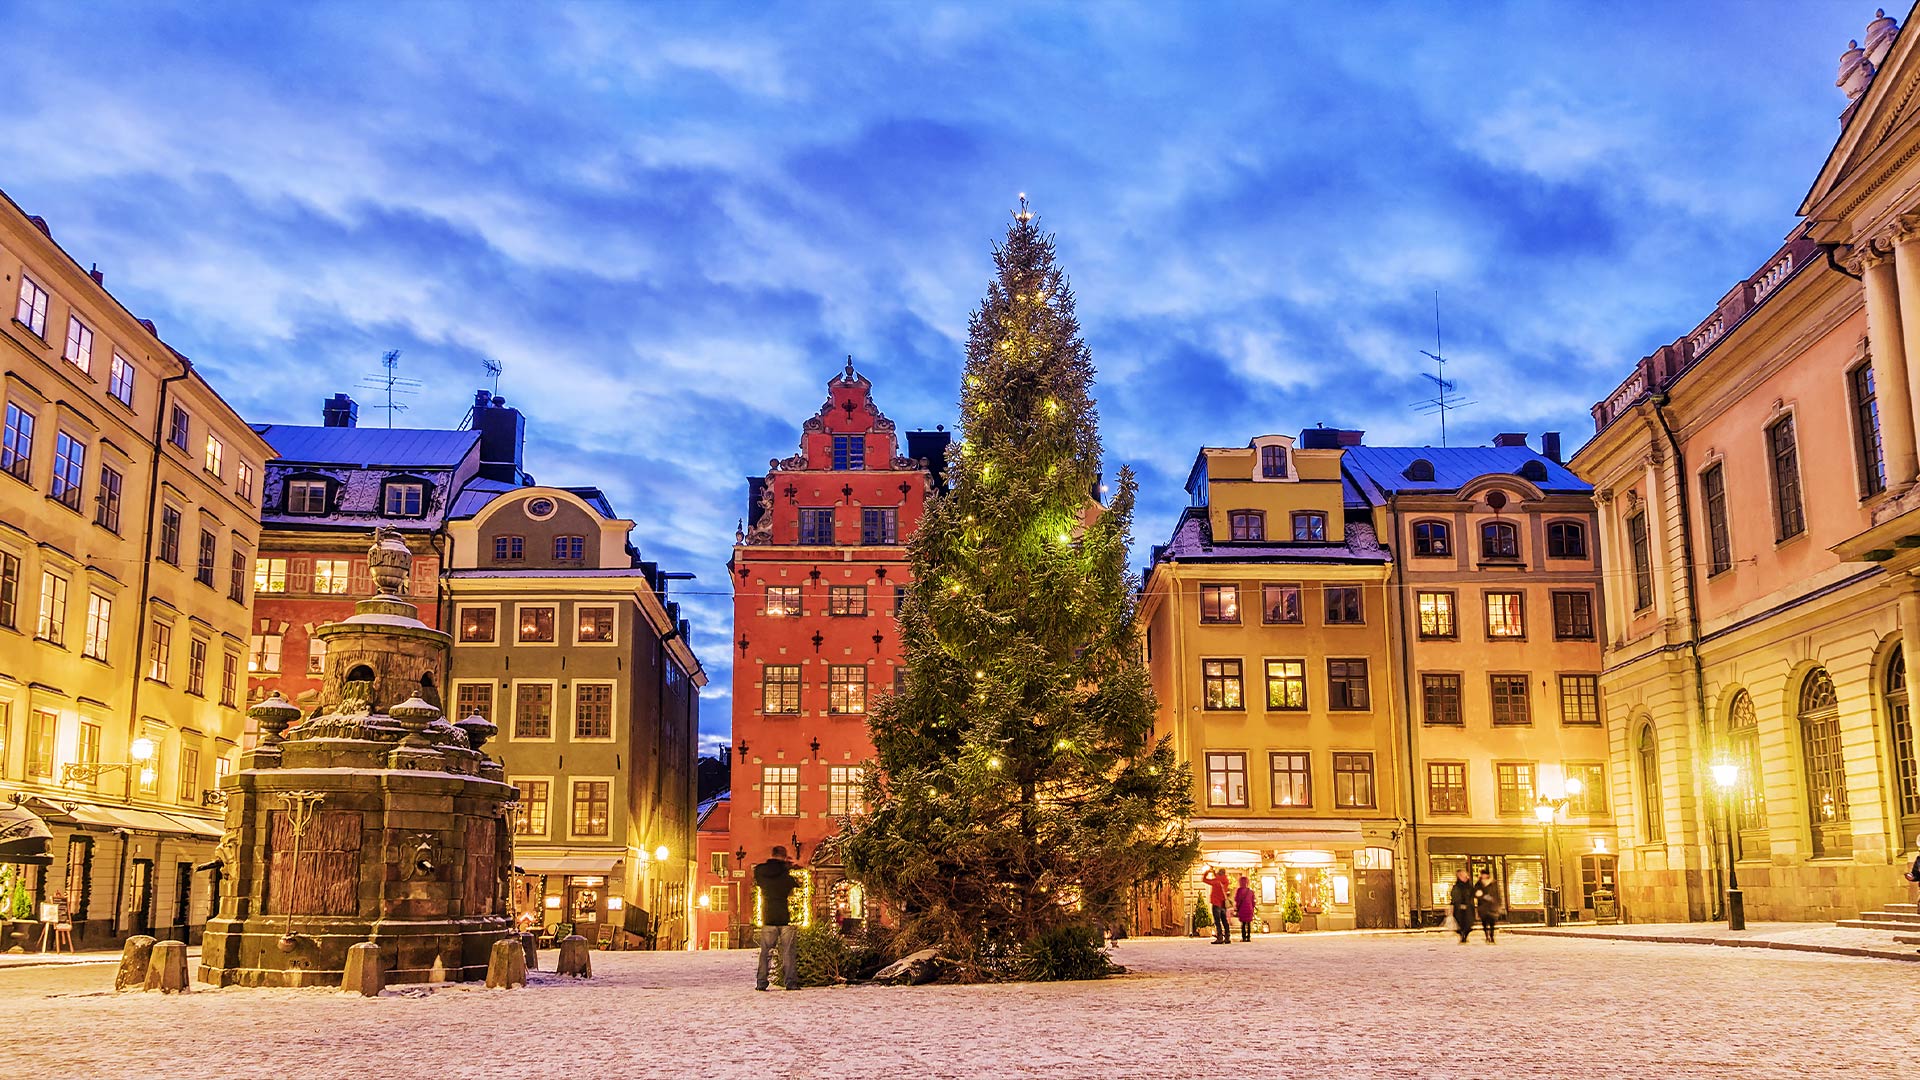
1885;902;1919;914
1836;917;1920;931
1859;910;1920;925
1893;934;1920;946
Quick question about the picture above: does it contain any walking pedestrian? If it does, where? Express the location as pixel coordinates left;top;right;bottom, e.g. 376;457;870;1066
1447;868;1474;944
1202;867;1231;944
1234;875;1256;942
1474;871;1503;943
753;845;801;990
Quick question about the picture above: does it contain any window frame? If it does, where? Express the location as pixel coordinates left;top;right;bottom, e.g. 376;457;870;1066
1323;585;1364;625
1421;673;1463;727
1227;509;1265;541
15;275;48;338
1416;590;1456;639
568;776;614;839
765;585;802;617
572;681;616;742
1551;590;1595;641
1205;750;1249;808
1851;361;1887;498
1326;657;1370;711
1495;760;1537;817
1484;590;1525;639
2;401;36;483
1412;519;1451;557
1559;674;1601;727
827;664;867;715
512;776;552;838
50;431;85;510
1545;520;1587;559
456;605;497;644
1767;413;1806;542
514;603;558;646
285;478;329;516
1489;673;1532;727
453;681;494;725
1198;583;1240;624
1260;444;1289;479
860;506;899;545
1426;760;1469;815
1627;510;1654;611
1700;461;1732;576
63;314;93;373
762;664;802;715
1261;582;1302;625
1332;752;1377;810
798;507;836;545
1268;751;1311;808
1264;658;1306;711
573;604;617;646
827;585;868;617
761;765;801;817
1202;658;1245;711
1480;520;1520;561
831;434;866;471
95;462;122;532
510;680;557;742
1291;511;1327;542
107;352;135;406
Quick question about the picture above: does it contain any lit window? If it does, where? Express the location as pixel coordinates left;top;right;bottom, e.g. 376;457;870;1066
1427;762;1467;814
576;606;615;643
828;586;867;616
1269;752;1310;807
63;315;92;373
571;780;610;837
766;586;801;616
1416;591;1455;638
248;633;282;673
514;684;553;739
1262;583;1301;624
828;665;866;714
828;766;867;816
147;620;173;682
312;558;351;594
1485;592;1525;638
1333;753;1376;809
15;276;48;337
514;780;549;836
762;665;801;714
36;571;68;645
1199;584;1239;623
1206;751;1248;808
762;766;800;816
517;606;556;643
1560;675;1600;726
2;402;35;482
1496;762;1536;816
82;593;111;661
237;463;254;502
459;608;496;643
108;353;135;406
1203;659;1243;710
1264;659;1305;711
204;435;224;478
254;557;288;594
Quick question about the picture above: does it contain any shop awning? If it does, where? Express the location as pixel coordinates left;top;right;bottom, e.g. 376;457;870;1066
0;800;52;865
516;855;623;874
34;798;222;839
1189;818;1367;845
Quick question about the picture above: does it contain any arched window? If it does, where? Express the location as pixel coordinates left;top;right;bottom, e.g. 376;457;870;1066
1725;691;1767;859
1481;521;1519;560
1798;668;1851;857
1546;521;1587;558
1519;460;1549;482
1888;648;1920;839
1404;458;1434;482
1412;520;1450;557
1637;724;1664;843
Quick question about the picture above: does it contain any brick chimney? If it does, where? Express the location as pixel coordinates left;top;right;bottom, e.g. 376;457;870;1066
1541;432;1563;463
474;388;526;483
1493;432;1529;448
322;393;359;428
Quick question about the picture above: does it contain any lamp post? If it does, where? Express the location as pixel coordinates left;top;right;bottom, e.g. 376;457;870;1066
61;736;157;789
1711;762;1745;930
1533;777;1585;928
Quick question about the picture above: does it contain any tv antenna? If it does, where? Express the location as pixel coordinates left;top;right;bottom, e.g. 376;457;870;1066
1411;291;1473;446
356;349;420;429
482;356;503;396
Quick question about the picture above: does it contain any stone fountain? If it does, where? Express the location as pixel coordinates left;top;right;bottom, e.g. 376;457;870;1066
198;527;518;987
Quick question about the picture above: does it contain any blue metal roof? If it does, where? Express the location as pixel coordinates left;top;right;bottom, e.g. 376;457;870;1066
251;424;479;468
1340;445;1590;497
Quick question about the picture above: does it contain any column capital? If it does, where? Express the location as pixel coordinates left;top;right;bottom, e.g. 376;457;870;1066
1855;240;1893;271
1894;214;1920;246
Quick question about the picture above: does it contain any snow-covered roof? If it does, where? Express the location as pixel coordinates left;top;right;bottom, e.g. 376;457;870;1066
251;423;479;468
1153;507;1389;565
1340;445;1589;498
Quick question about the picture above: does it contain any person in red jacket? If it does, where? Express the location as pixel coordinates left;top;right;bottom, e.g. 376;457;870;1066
1202;867;1230;944
1234;875;1257;941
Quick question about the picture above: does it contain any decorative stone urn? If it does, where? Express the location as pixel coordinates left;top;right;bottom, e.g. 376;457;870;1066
198;527;517;987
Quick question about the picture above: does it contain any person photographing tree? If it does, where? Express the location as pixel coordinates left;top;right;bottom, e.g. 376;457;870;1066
753;845;801;991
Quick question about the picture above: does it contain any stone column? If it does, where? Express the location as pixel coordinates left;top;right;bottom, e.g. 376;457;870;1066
1874;237;1920;486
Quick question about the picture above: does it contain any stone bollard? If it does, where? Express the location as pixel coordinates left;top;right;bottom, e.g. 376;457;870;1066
485;936;527;989
342;942;384;997
115;936;157;991
520;931;538;972
144;940;190;993
556;934;591;978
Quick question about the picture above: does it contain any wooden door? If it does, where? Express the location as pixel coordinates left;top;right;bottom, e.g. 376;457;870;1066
129;859;154;936
172;862;193;939
1354;869;1395;929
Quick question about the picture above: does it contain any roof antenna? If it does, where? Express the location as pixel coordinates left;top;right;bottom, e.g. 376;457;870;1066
483;356;503;397
1413;290;1474;446
356;349;419;429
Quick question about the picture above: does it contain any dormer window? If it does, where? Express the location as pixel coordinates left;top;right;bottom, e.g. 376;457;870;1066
1481;521;1520;560
1519;460;1549;482
286;478;328;515
832;435;865;470
1261;445;1289;479
1404;459;1435;482
384;480;425;517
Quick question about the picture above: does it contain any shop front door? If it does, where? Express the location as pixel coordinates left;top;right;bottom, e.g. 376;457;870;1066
128;859;154;937
567;881;602;937
1354;869;1395;928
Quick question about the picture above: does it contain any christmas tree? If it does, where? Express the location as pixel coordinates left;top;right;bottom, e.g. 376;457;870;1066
841;201;1195;975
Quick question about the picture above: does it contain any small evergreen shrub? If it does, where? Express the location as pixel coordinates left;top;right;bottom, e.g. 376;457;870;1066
1022;923;1109;982
796;924;853;986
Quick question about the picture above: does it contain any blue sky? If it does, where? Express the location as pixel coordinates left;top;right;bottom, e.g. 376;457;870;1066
0;1;1881;751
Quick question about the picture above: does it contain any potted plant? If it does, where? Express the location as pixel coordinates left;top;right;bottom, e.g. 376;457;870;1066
1190;897;1212;938
1280;889;1303;933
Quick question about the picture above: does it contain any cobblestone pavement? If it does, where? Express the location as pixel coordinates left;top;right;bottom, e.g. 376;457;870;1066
0;932;1911;1078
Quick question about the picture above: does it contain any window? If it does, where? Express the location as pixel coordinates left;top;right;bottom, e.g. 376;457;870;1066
1261;583;1301;624
832;434;865;470
1427;762;1468;814
1416;591;1455;639
708;886;732;913
763;665;801;714
515;780;549;836
247;560;285;600
95;464;122;532
1405;458;1436;482
220;653;238;706
799;508;835;545
1291;512;1327;542
762;766;800;816
0;552;15;630
82;593;111;661
1412;520;1451;556
1768;415;1805;541
1327;658;1370;710
1552;591;1594;640
108;353;135;406
828;766;866;816
36;571;67;644
1627;511;1653;611
1205;751;1248;808
1559;675;1600;726
178;747;199;803
307;558;349;595
77;722;101;788
576;606;615;643
1695;462;1733;577
459;607;496;643
1546;521;1586;558
1422;674;1462;726
1202;659;1244;710
1489;674;1530;726
893;585;908;615
51;433;84;509
384;482;424;517
1324;586;1363;624
15;276;47;337
828;665;866;714
147;619;172;682
517;606;556;643
63;315;93;372
195;530;216;587
2;402;34;482
1269;752;1311;807
1228;510;1264;541
287;479;328;514
27;710;56;778
1726;690;1768;853
306;636;325;675
455;683;492;723
237;463;254;502
1332;753;1375;809
552;535;585;560
1853;363;1887;496
1798;668;1850;857
1568;763;1608;817
571;780;610;837
204;435;224;478
766;586;801;615
1265;659;1306;711
248;633;282;673
1484;591;1524;638
493;535;525;561
1199;584;1239;623
514;684;554;739
574;683;613;740
1637;725;1664;843
158;506;181;565
168;406;189;451
1496;761;1536;816
1888;652;1919;837
1261;445;1288;478
1481;521;1519;560
829;586;867;616
861;508;898;544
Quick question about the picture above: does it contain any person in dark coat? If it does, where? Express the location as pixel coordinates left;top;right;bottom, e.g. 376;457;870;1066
1233;875;1257;942
753;846;801;990
1202;867;1230;944
1474;871;1503;943
1447;869;1474;944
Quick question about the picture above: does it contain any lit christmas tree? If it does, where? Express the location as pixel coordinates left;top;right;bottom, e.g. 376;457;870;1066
842;201;1195;974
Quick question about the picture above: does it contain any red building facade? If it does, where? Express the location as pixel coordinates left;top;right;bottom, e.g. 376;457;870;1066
728;361;946;925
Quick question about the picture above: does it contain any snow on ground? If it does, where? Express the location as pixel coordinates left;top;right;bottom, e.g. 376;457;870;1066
0;932;1913;1079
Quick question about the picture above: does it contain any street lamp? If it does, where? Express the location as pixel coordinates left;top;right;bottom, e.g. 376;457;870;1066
61;736;157;787
1534;777;1584;928
1711;761;1745;930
